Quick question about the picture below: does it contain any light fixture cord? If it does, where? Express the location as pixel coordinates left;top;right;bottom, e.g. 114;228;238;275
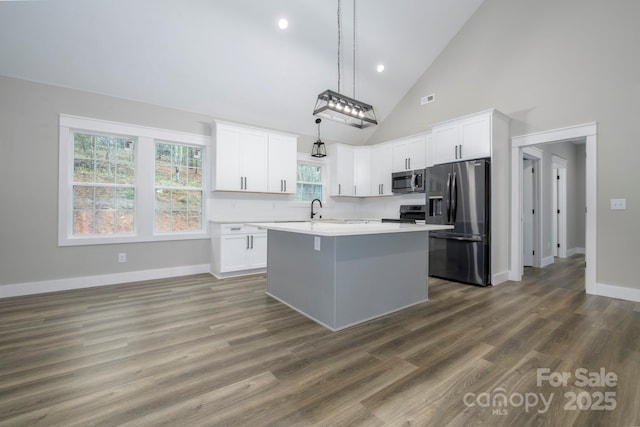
337;0;342;94
353;0;357;99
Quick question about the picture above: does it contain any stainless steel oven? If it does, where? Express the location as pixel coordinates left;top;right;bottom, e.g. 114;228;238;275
391;169;425;194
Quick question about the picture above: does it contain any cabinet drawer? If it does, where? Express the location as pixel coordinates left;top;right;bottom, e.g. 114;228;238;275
219;224;266;235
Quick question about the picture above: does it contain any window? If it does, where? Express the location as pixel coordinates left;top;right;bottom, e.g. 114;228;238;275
294;156;325;202
72;132;136;235
59;115;209;246
154;143;203;232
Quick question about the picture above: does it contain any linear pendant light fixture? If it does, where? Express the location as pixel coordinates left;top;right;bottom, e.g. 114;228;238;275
313;0;377;129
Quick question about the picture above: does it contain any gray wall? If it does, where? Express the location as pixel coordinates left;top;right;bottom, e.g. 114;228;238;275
0;76;213;286
367;0;640;289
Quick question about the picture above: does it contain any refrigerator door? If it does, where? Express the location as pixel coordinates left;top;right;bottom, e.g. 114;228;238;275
425;163;453;225
451;159;490;236
429;234;490;286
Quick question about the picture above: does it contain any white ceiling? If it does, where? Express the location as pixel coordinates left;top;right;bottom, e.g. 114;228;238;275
0;0;484;144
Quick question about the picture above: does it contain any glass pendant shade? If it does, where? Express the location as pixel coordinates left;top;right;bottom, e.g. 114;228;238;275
313;89;377;129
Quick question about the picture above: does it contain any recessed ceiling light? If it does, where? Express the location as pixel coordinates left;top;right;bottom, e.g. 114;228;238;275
278;18;289;30
376;64;385;73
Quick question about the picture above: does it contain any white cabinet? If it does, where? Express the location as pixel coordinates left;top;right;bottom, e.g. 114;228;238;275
353;147;371;197
370;143;393;195
267;133;297;193
213;121;297;194
391;134;427;172
211;223;267;277
327;143;355;196
431;111;493;164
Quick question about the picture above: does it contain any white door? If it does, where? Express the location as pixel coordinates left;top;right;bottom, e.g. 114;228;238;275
552;166;567;258
392;141;409;171
523;159;535;267
432;123;459;164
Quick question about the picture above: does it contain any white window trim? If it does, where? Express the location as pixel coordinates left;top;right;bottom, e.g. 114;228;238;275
292;152;328;205
58;114;210;246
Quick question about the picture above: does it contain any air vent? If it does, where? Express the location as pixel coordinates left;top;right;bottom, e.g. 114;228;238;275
420;94;435;105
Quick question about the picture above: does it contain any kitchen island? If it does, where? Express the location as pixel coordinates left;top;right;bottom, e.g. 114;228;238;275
248;221;452;331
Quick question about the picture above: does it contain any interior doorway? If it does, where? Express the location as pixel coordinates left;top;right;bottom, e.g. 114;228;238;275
551;156;568;258
521;146;542;271
510;123;597;294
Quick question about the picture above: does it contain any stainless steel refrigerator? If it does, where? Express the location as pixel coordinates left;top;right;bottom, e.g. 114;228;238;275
425;158;490;286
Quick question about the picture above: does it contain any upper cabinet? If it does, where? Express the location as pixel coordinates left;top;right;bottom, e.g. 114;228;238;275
267;133;297;193
212;121;297;194
353;147;371;197
431;109;507;165
327;143;355;196
391;134;427;172
370;143;393;196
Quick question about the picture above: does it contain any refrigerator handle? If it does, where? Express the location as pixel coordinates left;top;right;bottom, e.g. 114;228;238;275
452;172;458;222
446;172;452;222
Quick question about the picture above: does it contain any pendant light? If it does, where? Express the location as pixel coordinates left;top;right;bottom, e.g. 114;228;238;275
311;118;327;157
313;0;377;129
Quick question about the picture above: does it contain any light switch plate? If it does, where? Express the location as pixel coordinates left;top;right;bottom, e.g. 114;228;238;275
610;198;626;210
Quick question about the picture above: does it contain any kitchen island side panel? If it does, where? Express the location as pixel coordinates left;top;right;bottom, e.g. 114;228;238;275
265;230;337;328
334;232;429;329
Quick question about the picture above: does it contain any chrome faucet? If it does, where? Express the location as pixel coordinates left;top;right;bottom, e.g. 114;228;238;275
310;198;322;220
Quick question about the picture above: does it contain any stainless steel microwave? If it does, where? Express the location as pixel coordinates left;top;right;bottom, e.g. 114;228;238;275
392;169;426;194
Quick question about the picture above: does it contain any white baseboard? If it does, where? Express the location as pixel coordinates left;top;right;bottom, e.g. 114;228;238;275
0;264;211;299
589;283;640;303
492;270;510;286
567;247;585;257
541;256;554;268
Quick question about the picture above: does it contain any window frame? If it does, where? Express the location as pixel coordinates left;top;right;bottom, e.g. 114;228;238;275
58;115;209;246
292;152;328;205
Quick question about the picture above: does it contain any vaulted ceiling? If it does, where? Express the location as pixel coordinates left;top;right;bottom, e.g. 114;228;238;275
0;0;484;144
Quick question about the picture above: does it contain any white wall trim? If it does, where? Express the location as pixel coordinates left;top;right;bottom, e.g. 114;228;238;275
567;247;585;257
541;256;554;268
0;264;210;299
591;283;640;303
510;122;597;297
492;270;510;286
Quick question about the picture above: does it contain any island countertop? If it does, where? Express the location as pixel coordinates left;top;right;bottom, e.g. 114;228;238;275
246;221;452;237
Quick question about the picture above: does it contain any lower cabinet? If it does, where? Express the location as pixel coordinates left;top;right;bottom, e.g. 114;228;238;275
211;223;267;277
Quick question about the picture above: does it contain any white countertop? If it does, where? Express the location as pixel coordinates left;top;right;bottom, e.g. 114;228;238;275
246;221;453;237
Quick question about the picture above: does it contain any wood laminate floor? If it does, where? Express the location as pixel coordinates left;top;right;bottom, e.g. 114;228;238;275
1;255;639;426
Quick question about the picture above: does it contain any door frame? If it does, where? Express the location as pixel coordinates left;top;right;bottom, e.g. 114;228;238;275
551;155;568;259
510;122;596;294
522;147;543;270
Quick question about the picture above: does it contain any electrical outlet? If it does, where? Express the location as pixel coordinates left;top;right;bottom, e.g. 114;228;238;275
610;199;626;210
314;236;321;251
118;253;127;263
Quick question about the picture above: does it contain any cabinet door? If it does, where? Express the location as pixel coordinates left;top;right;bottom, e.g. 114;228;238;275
267;134;297;193
406;135;426;169
460;115;491;160
392;142;409;172
432;123;459;165
353;147;371;197
329;144;355;196
247;233;268;269
220;234;250;272
240;130;268;192
215;126;243;191
371;144;393;195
